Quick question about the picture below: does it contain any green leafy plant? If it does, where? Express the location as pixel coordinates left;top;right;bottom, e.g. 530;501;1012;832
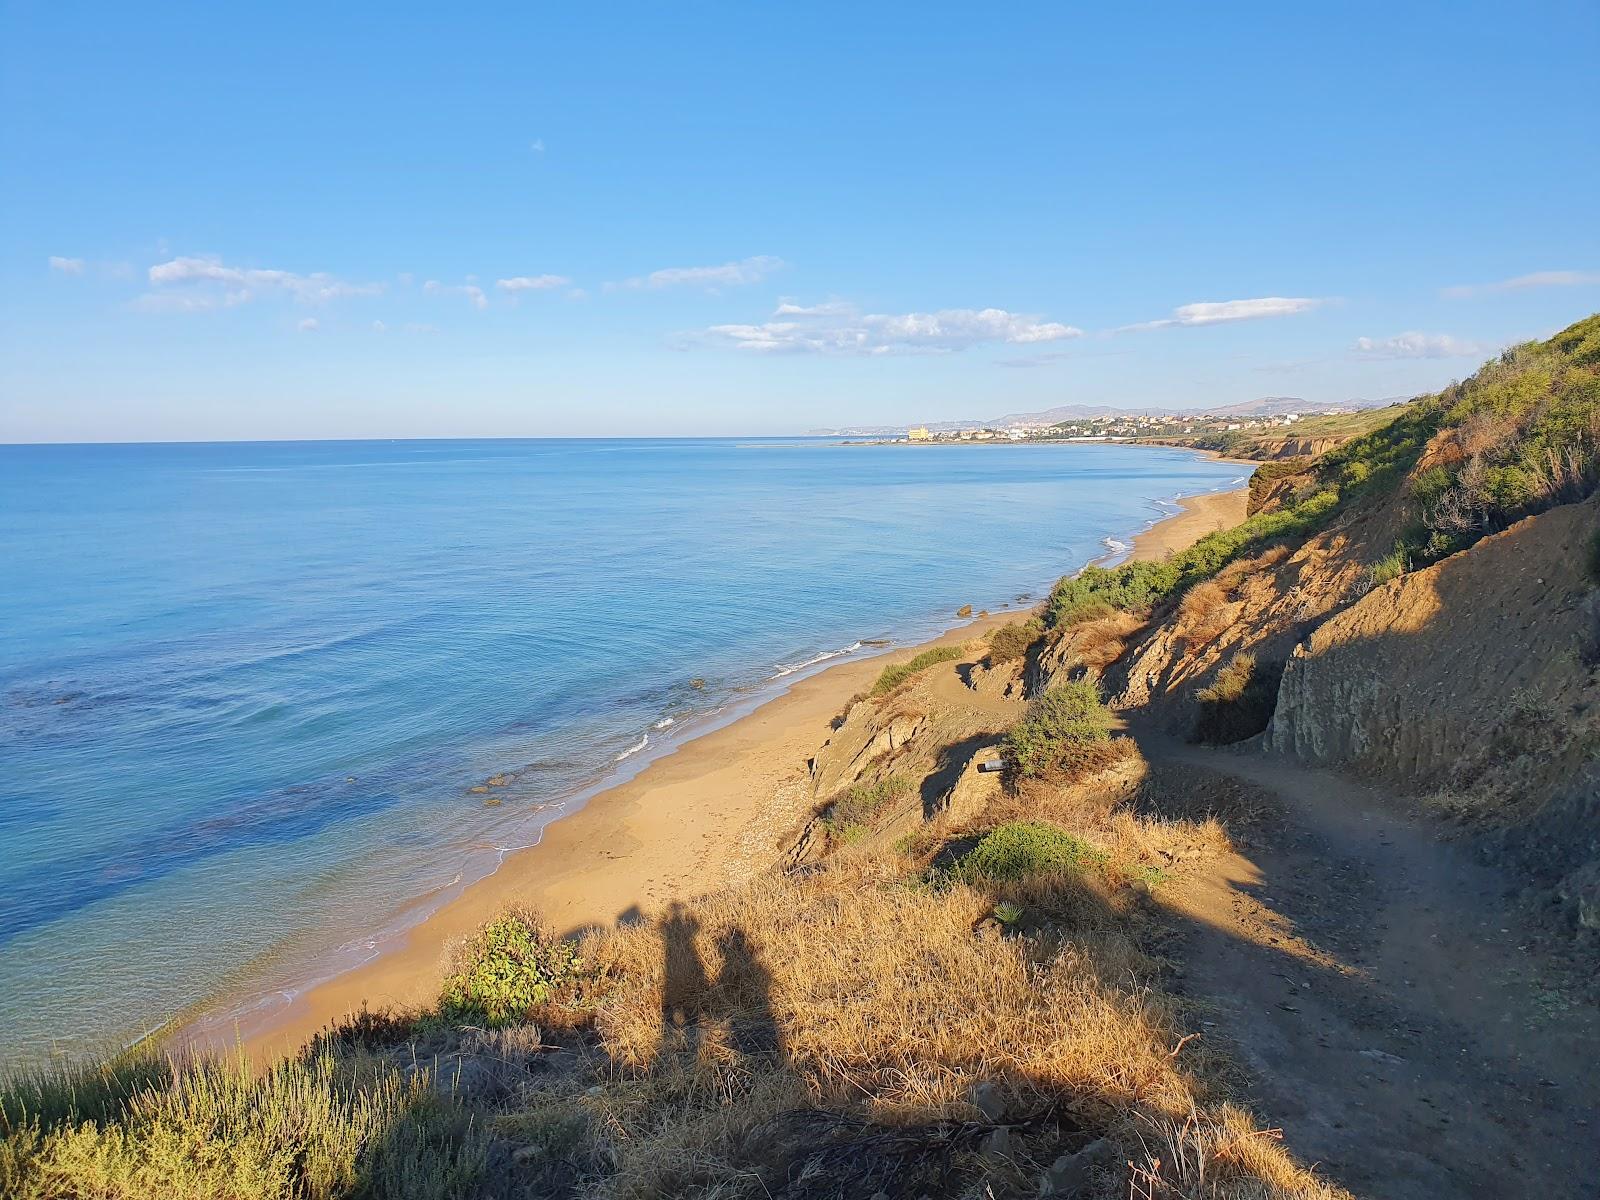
992;900;1025;925
438;911;583;1026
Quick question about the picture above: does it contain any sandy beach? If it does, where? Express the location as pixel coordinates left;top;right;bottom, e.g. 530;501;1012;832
1128;487;1248;561
197;485;1249;1064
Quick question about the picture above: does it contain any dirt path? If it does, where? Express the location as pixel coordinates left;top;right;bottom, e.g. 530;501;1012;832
1142;739;1600;1200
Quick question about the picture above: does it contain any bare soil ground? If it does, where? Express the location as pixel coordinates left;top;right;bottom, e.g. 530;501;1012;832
1142;736;1600;1200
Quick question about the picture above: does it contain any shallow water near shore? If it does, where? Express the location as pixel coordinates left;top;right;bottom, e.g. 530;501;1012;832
0;437;1240;1066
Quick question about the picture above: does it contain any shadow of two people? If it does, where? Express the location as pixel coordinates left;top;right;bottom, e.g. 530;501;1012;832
658;901;783;1060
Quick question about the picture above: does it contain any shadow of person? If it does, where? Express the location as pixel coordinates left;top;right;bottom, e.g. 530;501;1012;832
711;926;784;1061
659;902;710;1041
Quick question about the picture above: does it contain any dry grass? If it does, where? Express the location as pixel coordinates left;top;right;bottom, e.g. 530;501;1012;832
1128;1104;1345;1200
1177;581;1234;644
1061;609;1147;673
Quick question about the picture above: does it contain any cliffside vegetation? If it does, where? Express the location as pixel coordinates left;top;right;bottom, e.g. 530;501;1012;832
1049;314;1599;630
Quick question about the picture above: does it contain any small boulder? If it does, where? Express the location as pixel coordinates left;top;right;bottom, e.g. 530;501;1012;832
1040;1138;1116;1197
968;1081;1008;1122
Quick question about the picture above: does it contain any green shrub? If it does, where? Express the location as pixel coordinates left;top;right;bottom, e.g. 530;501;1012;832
824;775;913;835
870;644;963;696
952;822;1104;884
1003;680;1113;778
1408;464;1453;509
986;618;1043;665
438;911;583;1026
1192;653;1283;744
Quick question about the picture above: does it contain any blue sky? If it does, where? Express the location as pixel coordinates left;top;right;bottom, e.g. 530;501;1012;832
2;1;1597;441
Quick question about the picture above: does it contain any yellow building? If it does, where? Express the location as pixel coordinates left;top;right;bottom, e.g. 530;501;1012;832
907;426;931;441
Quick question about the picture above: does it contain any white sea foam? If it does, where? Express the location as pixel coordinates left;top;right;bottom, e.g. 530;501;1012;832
653;716;675;730
615;734;649;761
772;641;864;678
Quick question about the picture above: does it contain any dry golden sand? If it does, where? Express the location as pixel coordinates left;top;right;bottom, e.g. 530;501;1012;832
191;487;1247;1064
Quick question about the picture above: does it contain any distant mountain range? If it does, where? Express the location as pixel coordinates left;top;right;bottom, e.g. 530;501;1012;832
807;395;1401;436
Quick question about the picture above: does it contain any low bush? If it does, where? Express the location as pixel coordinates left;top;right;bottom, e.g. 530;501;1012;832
986;618;1042;665
439;911;583;1026
1004;679;1114;778
950;821;1104;884
869;644;962;696
1192;653;1284;745
823;775;912;837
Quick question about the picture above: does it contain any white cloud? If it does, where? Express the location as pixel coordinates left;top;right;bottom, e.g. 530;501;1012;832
701;301;1082;355
372;320;387;333
773;298;854;317
297;317;319;333
1442;270;1600;299
424;279;489;310
1123;296;1326;332
496;274;570;293
610;255;783;292
145;255;382;307
49;256;86;275
1351;331;1486;359
530;138;545;154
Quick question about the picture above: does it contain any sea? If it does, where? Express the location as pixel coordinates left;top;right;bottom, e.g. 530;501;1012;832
0;437;1243;1066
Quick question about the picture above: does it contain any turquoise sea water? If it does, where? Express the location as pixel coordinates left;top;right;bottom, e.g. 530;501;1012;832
0;438;1242;1064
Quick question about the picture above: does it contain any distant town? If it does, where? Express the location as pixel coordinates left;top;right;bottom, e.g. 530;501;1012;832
830;397;1410;461
896;409;1311;444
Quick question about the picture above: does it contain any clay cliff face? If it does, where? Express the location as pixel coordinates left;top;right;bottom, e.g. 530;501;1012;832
1267;494;1597;782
